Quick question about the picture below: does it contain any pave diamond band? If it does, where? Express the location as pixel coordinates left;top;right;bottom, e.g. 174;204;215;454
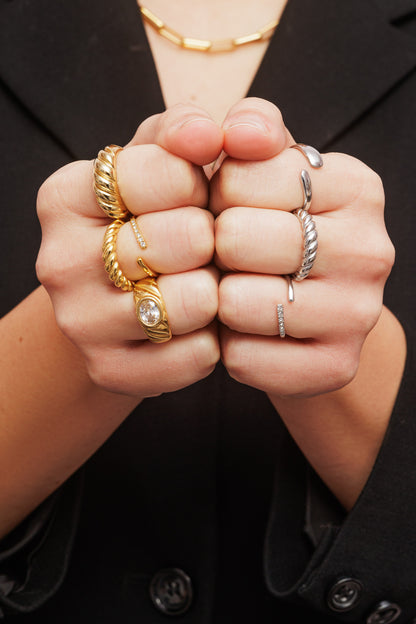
133;278;172;343
277;304;286;338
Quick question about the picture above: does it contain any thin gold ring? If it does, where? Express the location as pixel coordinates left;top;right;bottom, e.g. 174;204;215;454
129;217;158;277
93;145;130;220
133;278;172;343
102;220;135;291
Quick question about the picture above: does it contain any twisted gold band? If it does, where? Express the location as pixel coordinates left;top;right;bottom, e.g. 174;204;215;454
133;278;172;343
102;220;135;291
93;145;130;220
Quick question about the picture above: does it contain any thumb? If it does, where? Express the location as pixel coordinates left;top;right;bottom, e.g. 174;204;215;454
222;97;294;160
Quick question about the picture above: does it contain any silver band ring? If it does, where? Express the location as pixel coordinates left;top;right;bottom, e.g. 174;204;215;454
291;143;323;168
286;276;295;302
277;304;286;338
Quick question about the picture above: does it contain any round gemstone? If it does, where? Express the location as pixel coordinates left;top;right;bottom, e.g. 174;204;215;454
138;298;161;327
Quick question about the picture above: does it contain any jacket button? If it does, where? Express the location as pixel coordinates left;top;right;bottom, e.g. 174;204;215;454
149;568;193;616
327;577;363;612
366;601;402;624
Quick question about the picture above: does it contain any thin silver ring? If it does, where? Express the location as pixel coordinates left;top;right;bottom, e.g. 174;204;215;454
291;143;323;168
286;276;295;302
277;304;286;338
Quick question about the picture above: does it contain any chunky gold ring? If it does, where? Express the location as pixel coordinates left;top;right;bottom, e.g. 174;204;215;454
93;145;130;220
133;278;172;343
102;220;135;291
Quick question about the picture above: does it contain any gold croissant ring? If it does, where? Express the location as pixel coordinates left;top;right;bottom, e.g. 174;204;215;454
93;144;131;220
102;220;135;291
133;278;172;343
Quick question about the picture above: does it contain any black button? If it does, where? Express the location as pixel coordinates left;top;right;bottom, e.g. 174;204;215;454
366;601;402;624
327;578;363;612
149;568;193;616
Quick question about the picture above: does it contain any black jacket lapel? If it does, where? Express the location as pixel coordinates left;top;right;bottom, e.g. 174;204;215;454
249;0;416;149
0;0;165;159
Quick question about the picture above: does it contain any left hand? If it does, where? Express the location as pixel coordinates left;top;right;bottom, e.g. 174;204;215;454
210;98;395;398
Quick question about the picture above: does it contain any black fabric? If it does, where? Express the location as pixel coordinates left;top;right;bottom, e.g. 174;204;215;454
1;0;416;622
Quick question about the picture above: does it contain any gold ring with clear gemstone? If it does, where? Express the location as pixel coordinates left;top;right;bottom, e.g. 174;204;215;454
133;278;172;343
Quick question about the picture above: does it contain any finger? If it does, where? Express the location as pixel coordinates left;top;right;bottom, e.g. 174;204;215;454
53;267;219;345
126;103;224;166
218;273;382;340
86;324;220;396
38;206;215;297
215;206;329;276
116;144;208;214
210;148;382;216
222;97;293;160
115;207;214;280
220;326;361;397
38;145;209;225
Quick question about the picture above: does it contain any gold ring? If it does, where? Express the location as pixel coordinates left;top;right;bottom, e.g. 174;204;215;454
133;278;172;343
102;220;135;291
93;145;130;220
129;217;158;278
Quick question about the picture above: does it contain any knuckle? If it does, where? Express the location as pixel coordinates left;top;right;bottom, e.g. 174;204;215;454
320;345;360;392
35;241;75;290
36;162;77;222
215;210;239;268
218;275;239;328
185;208;214;264
221;338;251;385
192;271;218;325
54;304;86;346
190;330;220;376
84;349;123;394
215;159;240;208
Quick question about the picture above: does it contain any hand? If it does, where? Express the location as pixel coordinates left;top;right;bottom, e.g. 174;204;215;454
211;98;395;398
36;104;224;397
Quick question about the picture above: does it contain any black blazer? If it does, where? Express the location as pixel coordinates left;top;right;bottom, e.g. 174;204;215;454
1;1;416;622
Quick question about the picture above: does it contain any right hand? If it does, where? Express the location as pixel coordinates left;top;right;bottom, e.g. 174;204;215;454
36;104;223;397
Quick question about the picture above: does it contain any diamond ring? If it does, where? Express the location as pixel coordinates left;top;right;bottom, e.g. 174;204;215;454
133;278;172;343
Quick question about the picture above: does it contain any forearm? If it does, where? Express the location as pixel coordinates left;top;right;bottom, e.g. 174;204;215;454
0;286;139;538
268;306;407;510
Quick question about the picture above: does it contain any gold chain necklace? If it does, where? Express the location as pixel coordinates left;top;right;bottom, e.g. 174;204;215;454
139;4;279;53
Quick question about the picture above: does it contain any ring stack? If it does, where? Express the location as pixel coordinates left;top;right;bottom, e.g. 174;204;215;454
95;144;172;343
286;144;322;284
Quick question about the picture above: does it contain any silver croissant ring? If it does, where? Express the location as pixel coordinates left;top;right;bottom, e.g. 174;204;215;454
291;168;318;281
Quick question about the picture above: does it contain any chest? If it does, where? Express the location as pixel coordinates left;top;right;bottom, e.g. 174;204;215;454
141;1;287;124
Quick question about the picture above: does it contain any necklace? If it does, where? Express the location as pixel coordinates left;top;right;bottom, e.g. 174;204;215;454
139;4;279;53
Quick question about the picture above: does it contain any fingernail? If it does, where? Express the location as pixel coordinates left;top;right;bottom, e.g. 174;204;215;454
223;119;269;134
180;117;218;129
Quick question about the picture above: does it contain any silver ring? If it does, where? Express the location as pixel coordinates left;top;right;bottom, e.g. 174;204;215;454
291;206;318;281
277;304;286;338
286;276;295;302
290;169;318;281
291;143;323;168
